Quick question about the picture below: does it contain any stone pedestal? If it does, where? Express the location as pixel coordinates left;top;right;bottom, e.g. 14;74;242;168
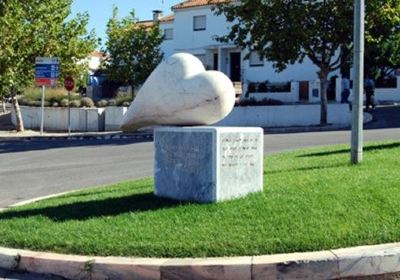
154;126;263;203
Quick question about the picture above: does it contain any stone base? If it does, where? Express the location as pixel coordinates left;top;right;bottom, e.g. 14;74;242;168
154;126;263;203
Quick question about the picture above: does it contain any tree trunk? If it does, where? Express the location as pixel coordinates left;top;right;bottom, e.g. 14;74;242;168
11;91;24;132
1;97;6;113
318;69;329;126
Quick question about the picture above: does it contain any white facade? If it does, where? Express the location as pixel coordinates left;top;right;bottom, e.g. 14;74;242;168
160;20;175;60
215;104;352;127
159;4;320;84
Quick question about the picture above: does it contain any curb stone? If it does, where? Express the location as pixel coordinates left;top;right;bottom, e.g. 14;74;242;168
0;131;154;142
1;244;400;279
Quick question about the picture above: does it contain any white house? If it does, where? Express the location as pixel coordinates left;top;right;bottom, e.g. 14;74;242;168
148;0;399;103
156;1;320;82
88;51;105;75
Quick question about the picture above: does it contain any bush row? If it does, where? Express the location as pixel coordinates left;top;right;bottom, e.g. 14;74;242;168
247;81;291;93
18;97;131;108
237;97;284;106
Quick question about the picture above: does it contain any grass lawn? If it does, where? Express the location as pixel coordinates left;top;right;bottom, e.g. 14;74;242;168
0;141;399;258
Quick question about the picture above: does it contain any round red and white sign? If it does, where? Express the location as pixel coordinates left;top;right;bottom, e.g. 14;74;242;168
64;77;75;91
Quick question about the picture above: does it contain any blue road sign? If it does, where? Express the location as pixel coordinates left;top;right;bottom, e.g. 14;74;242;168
35;57;60;86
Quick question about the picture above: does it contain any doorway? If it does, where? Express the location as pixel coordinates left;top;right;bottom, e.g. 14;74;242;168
230;52;241;82
213;53;218;70
299;81;309;101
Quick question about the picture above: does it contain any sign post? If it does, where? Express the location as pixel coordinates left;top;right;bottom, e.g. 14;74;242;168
40;85;45;134
351;0;364;164
64;77;75;136
35;57;60;135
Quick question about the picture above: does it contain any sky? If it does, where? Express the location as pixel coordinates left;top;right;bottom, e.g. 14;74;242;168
71;0;182;49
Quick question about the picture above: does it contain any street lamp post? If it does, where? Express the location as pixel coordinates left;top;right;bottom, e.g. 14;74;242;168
351;0;365;164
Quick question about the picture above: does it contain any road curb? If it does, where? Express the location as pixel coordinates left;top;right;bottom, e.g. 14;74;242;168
0;132;154;142
1;244;400;279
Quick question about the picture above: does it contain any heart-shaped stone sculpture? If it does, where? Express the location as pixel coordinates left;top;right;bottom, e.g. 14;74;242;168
120;53;235;131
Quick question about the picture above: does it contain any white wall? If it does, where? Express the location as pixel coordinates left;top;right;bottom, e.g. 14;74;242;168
215;104;351;127
173;7;232;54
243;57;319;83
160;21;175;59
89;56;101;72
375;88;400;102
105;106;128;131
12;106;105;132
375;76;400;102
309;80;321;103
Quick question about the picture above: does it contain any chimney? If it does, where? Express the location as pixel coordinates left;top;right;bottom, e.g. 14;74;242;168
153;10;163;23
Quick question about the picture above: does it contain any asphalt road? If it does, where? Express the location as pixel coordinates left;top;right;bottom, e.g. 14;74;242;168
0;125;399;208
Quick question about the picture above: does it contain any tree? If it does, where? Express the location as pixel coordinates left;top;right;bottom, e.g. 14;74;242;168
214;0;400;125
104;7;164;89
0;0;97;131
364;1;400;79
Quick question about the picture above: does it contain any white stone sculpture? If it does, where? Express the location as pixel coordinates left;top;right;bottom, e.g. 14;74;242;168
120;53;235;131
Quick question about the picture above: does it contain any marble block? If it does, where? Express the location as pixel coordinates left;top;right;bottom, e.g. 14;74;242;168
154;126;263;203
120;53;235;132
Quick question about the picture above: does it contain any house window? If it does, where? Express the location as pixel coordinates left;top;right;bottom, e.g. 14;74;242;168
193;15;206;31
164;28;173;40
249;51;264;67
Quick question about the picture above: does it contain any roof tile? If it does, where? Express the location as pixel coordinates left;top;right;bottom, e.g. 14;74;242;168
172;0;232;10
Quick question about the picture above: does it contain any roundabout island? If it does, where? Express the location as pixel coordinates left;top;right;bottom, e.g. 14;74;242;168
1;142;400;279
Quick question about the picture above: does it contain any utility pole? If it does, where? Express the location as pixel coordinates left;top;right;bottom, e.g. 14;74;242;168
351;0;365;164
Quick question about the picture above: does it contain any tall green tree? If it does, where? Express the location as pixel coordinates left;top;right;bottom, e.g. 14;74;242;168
365;1;400;78
214;0;400;125
0;0;97;131
104;7;164;89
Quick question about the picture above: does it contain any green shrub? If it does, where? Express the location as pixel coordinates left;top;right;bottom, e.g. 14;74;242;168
49;95;65;104
81;97;95;108
238;97;283;107
107;99;117;106
247;82;258;93
115;92;133;106
258;82;268;92
18;96;28;106
260;98;284;105
23;87;69;104
60;99;69;107
122;101;131;107
96;99;108;107
69;100;81;108
26;100;51;107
